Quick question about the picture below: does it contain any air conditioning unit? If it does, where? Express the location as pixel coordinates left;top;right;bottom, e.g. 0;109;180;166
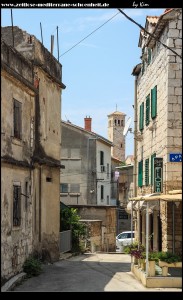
101;165;105;172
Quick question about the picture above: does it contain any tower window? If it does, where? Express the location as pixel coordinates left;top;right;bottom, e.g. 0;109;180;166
121;120;123;126
114;119;117;126
121;144;123;148
118;120;120;125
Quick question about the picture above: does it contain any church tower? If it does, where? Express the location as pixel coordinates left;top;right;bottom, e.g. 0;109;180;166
107;110;126;161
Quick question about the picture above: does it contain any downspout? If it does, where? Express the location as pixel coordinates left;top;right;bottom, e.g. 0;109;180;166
146;201;149;277
172;201;175;254
134;76;137;198
39;165;42;242
134;76;140;245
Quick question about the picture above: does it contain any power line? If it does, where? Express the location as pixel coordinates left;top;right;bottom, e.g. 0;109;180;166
59;11;120;58
117;8;182;59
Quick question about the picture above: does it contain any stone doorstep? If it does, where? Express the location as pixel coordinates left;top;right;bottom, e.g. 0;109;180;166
1;272;26;292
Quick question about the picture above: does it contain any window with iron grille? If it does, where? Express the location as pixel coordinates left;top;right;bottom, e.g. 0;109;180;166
151;85;157;119
60;183;68;193
138;160;143;187
13;185;21;226
14;99;22;139
145;158;149;186
139;102;144;131
146;95;150;126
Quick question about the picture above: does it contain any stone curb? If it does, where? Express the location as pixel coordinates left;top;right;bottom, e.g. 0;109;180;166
1;272;27;292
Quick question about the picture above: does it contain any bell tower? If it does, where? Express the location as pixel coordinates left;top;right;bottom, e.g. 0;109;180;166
107;110;126;161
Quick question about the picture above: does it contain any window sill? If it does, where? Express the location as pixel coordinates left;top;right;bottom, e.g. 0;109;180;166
70;193;80;197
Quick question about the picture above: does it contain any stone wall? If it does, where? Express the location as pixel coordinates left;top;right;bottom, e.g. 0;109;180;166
160;201;182;254
136;10;182;193
71;205;117;251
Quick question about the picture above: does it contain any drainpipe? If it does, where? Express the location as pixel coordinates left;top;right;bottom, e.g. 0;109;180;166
134;76;140;245
146;201;149;277
133;76;137;198
172;202;175;254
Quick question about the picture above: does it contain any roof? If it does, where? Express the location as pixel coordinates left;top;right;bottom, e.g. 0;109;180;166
138;9;180;49
146;8;179;48
107;111;126;117
61;120;113;147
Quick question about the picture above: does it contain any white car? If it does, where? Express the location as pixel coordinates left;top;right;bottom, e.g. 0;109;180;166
116;231;135;251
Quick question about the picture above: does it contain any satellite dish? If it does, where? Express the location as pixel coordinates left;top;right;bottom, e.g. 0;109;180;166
123;117;132;136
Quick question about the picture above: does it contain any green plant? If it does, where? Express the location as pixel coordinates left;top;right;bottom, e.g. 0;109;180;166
149;252;159;262
157;252;182;264
60;207;86;253
23;257;42;277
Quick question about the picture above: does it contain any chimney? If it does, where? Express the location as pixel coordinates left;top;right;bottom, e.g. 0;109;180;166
84;116;92;132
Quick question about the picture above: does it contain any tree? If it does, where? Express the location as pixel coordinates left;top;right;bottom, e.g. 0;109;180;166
60;206;86;252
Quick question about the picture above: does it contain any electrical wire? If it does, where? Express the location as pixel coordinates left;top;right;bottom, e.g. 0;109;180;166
59;11;120;57
117;8;182;59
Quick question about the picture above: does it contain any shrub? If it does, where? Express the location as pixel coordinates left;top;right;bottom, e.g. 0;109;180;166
157;252;182;264
23;257;43;277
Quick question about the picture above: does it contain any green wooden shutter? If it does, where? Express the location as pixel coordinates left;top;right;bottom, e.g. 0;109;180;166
148;48;151;65
145;158;149;186
142;60;145;75
138;160;143;187
151;86;157;119
146;95;150;126
151;153;156;185
139;102;144;131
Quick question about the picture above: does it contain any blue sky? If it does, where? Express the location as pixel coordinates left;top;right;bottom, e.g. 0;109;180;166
2;8;165;157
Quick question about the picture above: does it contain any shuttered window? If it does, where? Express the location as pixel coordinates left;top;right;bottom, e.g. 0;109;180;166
138;160;143;187
151;85;157;119
13;185;21;226
139;102;144;131
146;95;150;126
14;99;22;139
148;48;151;65
151;153;156;185
145;158;149;186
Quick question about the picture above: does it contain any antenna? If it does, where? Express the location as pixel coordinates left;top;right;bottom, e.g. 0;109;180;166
123;117;132;136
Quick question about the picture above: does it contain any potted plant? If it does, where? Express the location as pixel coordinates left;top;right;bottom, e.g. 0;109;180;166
158;252;182;267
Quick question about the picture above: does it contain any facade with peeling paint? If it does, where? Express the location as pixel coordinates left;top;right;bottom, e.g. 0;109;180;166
1;26;65;281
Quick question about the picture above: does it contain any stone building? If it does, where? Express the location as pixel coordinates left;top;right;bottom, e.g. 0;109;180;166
60;118;113;206
107;110;126;162
130;9;182;253
1;26;65;281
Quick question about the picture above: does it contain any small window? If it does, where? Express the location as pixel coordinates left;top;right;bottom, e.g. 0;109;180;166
100;151;104;165
118;120;120;125
60;183;68;193
13;185;21;226
46;177;52;182
14;99;22;139
70;184;80;193
101;185;104;200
